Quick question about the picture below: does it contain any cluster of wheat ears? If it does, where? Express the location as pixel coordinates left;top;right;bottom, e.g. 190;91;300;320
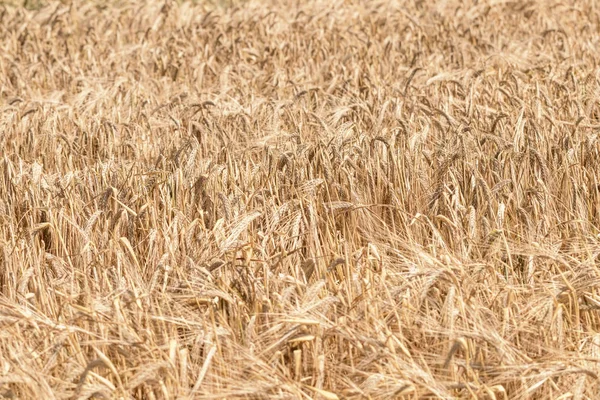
1;0;600;398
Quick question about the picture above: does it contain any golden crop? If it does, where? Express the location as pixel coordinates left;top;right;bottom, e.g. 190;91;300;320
1;0;600;398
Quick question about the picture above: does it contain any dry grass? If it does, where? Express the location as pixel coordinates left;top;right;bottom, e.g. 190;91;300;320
1;0;600;398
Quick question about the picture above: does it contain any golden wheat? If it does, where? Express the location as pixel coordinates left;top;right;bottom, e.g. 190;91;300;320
2;0;600;398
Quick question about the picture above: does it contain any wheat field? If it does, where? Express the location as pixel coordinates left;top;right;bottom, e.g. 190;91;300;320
1;0;600;398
